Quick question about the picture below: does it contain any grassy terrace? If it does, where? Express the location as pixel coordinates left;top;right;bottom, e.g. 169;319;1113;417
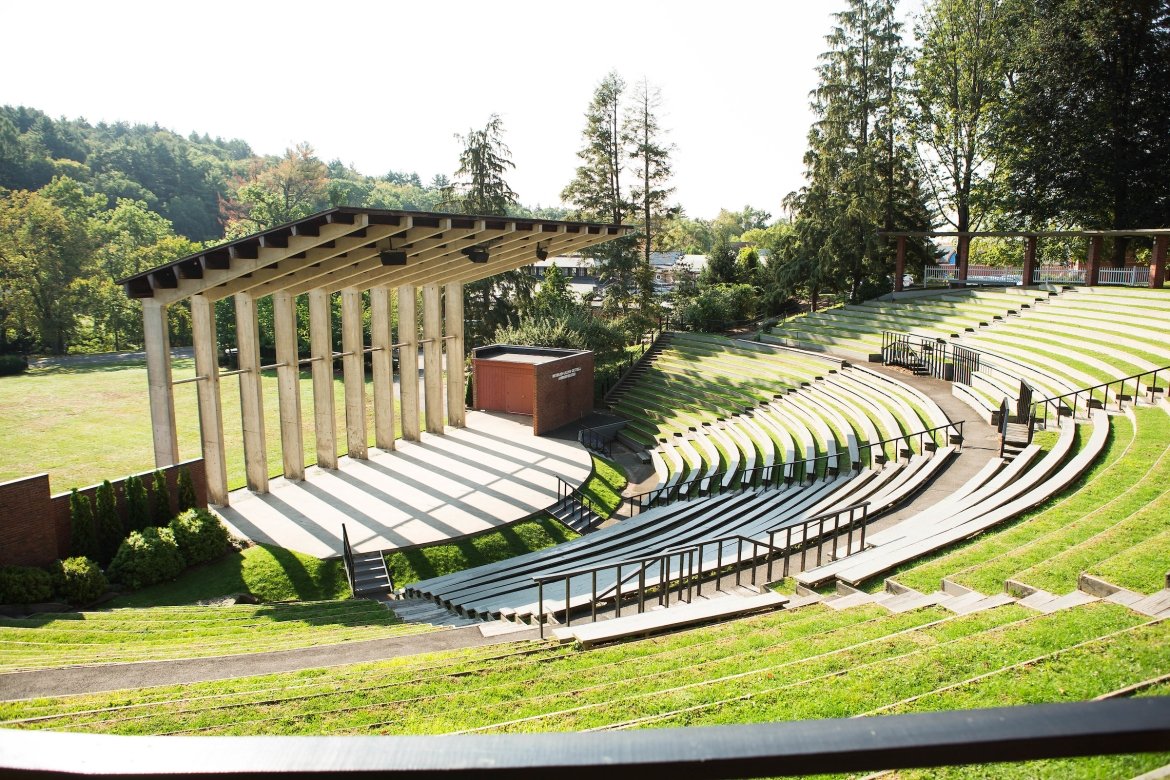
892;406;1170;597
0;600;428;671
1;601;1166;778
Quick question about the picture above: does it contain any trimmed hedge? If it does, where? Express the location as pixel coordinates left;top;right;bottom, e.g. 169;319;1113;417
0;565;53;605
107;527;185;590
51;557;107;605
0;354;27;376
169;508;229;566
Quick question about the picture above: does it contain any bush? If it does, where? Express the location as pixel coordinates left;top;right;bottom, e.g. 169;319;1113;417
0;354;28;376
150;469;172;526
51;557;107;605
177;467;197;513
94;480;123;566
0;565;53;605
124;474;149;532
169;508;229;566
68;488;99;560
107;527;185;591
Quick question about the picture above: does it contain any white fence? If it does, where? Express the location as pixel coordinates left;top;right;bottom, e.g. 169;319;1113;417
925;264;1151;287
1096;266;1150;286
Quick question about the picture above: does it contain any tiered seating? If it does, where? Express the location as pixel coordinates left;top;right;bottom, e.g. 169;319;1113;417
610;333;953;491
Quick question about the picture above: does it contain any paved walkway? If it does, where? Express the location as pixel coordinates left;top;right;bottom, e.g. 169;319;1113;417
0;623;541;700
216;411;592;558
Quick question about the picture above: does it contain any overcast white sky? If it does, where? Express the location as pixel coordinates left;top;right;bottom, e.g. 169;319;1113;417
1;1;920;221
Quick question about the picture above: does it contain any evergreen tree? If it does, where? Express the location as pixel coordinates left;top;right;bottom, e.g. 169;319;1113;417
532;263;574;315
150;469;172;526
786;0;933;303
622;78;675;303
702;234;739;285
68;489;98;561
124;474;149;532
94;480;123;565
177;467;198;513
562;71;640;310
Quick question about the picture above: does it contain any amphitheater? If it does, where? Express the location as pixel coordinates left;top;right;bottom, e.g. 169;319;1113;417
2;283;1169;777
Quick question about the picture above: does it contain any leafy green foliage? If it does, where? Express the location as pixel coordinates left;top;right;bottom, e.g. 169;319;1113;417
676;284;759;332
176;466;197;513
0;565;53;605
107;526;185;591
443;114;518;216
168;508;229;566
68;488;98;561
94;480;122;566
51;556;107;605
123;474;148;532
0;355;27;375
150;469;172;527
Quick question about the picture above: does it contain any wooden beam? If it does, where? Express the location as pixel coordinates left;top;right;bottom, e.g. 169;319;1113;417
370;286;396;450
1086;235;1104;286
272;292;304;480
398;285;420;441
308;289;338;469
190;295;228;506
341;288;367;459
149;220;366;305
142;299;180;468
234;292;268;493
422;283;444;434
445;281;465;429
293;220;452;296
409;231;608;290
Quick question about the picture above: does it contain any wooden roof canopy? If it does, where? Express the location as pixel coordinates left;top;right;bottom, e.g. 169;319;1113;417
121;207;634;305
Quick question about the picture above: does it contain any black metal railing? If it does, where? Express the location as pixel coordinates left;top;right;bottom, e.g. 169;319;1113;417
1032;364;1170;429
341;523;356;597
577;426;610;456
3;698;1168;778
532;502;870;638
600;326;669;400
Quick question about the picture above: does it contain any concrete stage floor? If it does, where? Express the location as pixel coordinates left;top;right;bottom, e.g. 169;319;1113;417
214;411;592;559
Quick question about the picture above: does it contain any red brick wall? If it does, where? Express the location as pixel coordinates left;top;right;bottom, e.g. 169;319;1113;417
533;352;595;436
0;459;207;568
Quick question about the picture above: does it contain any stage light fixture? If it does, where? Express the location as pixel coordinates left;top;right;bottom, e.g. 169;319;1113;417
380;249;407;266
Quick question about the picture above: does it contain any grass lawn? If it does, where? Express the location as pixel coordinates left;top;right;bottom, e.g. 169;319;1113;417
107;544;351;607
0;357;423;493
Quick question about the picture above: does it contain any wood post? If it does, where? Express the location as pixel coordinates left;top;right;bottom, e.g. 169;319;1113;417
190;295;228;506
308;289;337;469
1086;235;1103;286
445;281;466;428
1151;236;1168;289
1023;236;1038;286
272;292;304;480
894;236;906;292
398;285;420;441
341;288;367;459
957;234;970;282
142;299;179;468
234;292;268;493
422;283;444;434
370;286;396;450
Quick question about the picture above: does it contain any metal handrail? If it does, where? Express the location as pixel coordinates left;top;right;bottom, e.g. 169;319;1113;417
1031;364;1170;428
341;523;356;597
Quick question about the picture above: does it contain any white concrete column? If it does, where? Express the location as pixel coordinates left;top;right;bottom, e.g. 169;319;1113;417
370;286;396;450
398;285;420;441
234;292;268;493
444;281;466;428
190;295;228;506
272;292;304;480
308;289;337;469
142;299;179;467
341;287;367;459
422;282;444;434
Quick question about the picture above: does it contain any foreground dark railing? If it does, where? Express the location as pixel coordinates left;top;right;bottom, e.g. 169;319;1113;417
621;422;961;518
533;502;870;638
340;523;356;597
577;426;610;456
3;698;1168;778
1032;364;1170;429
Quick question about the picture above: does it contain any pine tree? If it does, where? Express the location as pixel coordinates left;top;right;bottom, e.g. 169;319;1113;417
623;78;675;304
94;480;123;565
124;474;149;532
177;467;198;513
68;489;98;561
150;469;172;526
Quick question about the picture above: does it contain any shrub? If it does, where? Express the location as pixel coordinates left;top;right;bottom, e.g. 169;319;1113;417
150;470;172;526
124;474;149;532
0;354;28;376
0;565;53;605
94;480;123;566
169;508;229;566
51;557;107;605
177;467;197;512
68;488;99;560
107;527;185;591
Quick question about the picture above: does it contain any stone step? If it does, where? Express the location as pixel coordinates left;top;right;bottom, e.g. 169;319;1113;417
1131;589;1170;618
